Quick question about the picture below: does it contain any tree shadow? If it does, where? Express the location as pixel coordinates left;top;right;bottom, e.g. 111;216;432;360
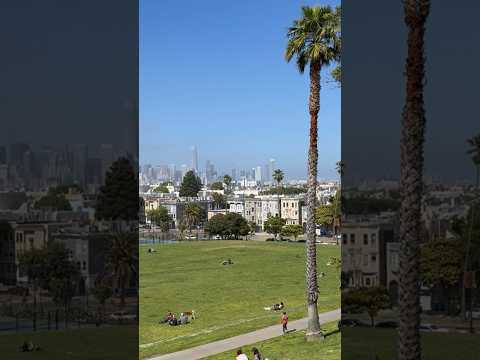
323;328;340;338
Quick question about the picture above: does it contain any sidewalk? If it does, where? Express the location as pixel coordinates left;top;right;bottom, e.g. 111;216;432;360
149;308;340;360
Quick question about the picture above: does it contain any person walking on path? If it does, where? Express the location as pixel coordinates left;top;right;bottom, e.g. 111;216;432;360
235;349;249;360
281;312;289;334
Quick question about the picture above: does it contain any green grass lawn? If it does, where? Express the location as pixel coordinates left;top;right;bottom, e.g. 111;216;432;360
139;240;340;358
204;322;340;360
0;326;137;360
342;327;480;360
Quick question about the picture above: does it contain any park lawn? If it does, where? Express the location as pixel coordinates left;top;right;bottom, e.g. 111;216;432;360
140;240;340;359
342;327;480;360
0;325;137;360
204;322;340;360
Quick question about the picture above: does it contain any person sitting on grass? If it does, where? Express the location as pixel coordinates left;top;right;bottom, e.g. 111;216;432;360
252;347;268;360
222;258;234;265
179;312;189;325
161;310;173;323
235;349;249;360
168;314;178;326
263;301;284;311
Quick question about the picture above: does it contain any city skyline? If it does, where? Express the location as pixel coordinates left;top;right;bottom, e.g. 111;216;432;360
139;0;340;180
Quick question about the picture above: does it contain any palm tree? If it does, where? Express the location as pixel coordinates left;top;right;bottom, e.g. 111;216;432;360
285;5;340;340
398;1;430;360
467;134;480;188
184;202;203;235
223;174;232;194
272;169;284;187
106;232;138;308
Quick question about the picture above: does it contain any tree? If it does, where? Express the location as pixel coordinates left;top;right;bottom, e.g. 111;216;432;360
467;134;480;188
398;1;430;359
272;169;284;186
331;66;341;84
342;287;391;327
211;192;226;210
34;192;72;211
90;274;113;325
179;170;202;197
153;184;169;193
223;175;232;193
183;203;204;233
211;182;224;191
315;204;334;229
264;216;286;240
147;207;172;232
205;213;250;239
105;232;138;308
96;157;139;222
286;4;340;340
281;224;303;241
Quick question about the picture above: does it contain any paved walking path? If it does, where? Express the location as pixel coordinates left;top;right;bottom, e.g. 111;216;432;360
149;308;340;360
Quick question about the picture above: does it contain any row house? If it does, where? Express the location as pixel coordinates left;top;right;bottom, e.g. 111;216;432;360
280;197;304;226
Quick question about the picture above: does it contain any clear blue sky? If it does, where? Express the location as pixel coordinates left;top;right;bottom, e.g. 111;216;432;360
140;0;340;180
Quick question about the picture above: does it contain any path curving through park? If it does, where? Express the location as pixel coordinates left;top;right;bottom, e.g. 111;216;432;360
148;308;340;360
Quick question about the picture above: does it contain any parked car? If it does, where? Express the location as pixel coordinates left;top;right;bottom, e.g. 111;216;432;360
109;311;136;321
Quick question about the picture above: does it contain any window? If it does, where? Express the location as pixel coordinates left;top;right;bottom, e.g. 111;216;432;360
342;234;347;244
363;254;368;266
350;233;355;244
371;233;377;245
363;234;368;245
371;254;377;262
365;277;371;286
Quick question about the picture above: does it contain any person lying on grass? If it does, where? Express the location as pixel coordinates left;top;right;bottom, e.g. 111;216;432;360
263;302;284;311
222;258;234;265
161;310;173;323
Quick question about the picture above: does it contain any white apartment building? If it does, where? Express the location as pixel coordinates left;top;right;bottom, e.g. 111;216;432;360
280;197;304;225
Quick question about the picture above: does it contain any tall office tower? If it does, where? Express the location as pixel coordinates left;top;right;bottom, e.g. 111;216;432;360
8;143;30;179
169;164;176;181
255;166;262;183
269;158;276;180
231;168;237;181
191;145;198;173
205;160;211;183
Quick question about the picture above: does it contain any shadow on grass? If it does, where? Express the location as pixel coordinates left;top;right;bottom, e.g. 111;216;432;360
323;328;340;338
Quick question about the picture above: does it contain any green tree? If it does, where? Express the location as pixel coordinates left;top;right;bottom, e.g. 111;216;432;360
211;182;224;191
183;203;204;233
281;224;303;241
96;157;139;222
179;170;202;197
205;214;227;238
331;66;341;84
205;213;250;239
105;232;138;308
264;216;286;240
286;4;340;340
211;192;227;210
34;192;72;211
153;184;169;193
272;169;284;186
398;1;430;358
147;206;172;232
315;204;334;229
90;274;113;325
467;134;480;188
342;286;391;327
223;175;232;193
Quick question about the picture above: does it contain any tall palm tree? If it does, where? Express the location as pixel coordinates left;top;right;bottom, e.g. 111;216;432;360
106;232;138;308
285;5;340;340
467;134;480;188
184;202;203;234
398;1;430;359
272;169;284;187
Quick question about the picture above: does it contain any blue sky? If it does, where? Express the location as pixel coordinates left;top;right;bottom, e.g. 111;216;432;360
140;0;340;180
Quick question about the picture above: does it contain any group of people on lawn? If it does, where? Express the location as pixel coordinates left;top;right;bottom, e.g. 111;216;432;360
161;310;191;326
236;347;266;360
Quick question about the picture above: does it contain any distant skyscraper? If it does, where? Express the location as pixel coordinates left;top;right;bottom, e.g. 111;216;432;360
268;158;276;181
231;168;237;181
255;166;262;183
191;146;198;173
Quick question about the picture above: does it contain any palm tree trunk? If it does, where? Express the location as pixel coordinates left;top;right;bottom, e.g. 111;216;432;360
306;60;322;340
398;2;429;359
